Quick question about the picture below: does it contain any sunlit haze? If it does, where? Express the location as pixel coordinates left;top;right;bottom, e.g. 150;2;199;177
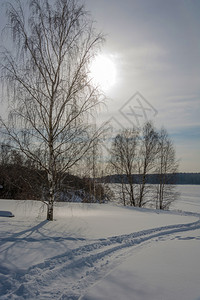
90;54;117;91
85;0;200;172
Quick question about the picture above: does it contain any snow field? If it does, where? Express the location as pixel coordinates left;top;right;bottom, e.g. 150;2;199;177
81;229;200;300
0;185;200;299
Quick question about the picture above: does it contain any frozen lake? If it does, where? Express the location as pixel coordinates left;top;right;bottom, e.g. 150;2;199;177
109;183;200;213
172;185;200;213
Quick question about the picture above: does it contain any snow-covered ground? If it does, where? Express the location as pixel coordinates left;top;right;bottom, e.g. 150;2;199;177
0;185;200;299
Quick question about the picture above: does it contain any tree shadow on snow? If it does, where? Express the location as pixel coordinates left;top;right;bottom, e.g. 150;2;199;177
0;220;48;246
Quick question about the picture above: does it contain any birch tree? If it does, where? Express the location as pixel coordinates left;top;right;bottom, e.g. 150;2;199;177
0;0;104;220
155;128;179;209
109;128;139;206
137;122;158;207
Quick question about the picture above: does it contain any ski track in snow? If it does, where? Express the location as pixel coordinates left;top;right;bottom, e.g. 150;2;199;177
1;211;200;300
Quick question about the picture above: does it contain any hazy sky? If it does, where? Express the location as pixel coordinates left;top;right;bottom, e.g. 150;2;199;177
0;0;199;172
85;0;200;172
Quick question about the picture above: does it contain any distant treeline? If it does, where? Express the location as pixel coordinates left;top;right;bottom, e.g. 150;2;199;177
0;164;105;202
100;173;200;185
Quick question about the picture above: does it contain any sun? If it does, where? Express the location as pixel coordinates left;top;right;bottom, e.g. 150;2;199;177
90;54;116;91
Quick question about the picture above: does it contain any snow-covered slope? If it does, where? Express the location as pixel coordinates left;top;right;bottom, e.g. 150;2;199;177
81;229;200;300
0;185;200;299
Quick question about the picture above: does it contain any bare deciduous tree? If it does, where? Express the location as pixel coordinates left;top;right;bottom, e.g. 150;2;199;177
155;128;179;209
108;123;179;210
0;0;105;220
137;121;158;207
75;123;104;202
109;128;139;206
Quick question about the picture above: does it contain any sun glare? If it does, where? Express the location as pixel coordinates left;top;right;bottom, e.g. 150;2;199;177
90;54;116;91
